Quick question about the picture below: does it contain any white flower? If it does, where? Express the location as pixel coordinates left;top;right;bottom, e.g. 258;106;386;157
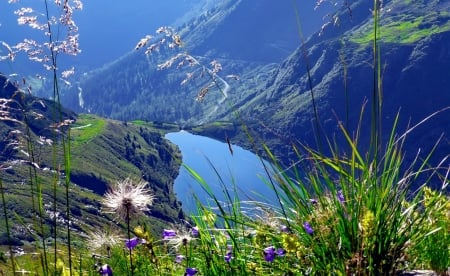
87;230;121;252
102;178;155;221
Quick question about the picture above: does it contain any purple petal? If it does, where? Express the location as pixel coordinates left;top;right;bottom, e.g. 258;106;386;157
280;224;289;233
224;251;232;263
191;226;199;237
125;237;140;250
337;190;345;203
275;248;286;257
163;229;176;239
175;254;184;264
99;264;113;276
263;246;276;262
185;267;198;276
303;222;314;235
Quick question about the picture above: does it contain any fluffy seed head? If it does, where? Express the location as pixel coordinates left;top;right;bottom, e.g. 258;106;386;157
102;178;155;221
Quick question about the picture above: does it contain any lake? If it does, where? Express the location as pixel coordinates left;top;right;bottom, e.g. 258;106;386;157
165;131;278;215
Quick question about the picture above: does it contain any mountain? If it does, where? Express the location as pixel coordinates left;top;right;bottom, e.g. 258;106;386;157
0;73;184;244
59;0;328;123
195;0;450;188
60;0;449;186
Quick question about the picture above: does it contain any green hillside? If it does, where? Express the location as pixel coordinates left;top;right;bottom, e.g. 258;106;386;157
0;74;184;248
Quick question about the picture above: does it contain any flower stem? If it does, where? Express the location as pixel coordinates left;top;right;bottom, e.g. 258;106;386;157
126;206;134;276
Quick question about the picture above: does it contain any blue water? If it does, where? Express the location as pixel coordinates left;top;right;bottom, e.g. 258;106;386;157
165;131;278;214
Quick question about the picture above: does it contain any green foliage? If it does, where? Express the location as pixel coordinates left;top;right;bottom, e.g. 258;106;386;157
70;114;106;146
350;10;450;44
408;187;450;274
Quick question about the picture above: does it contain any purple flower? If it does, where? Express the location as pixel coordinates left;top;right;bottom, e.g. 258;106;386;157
263;246;276;262
309;198;318;205
125;237;140;250
191;226;199;237
225;245;233;263
175;254;184;264
163;229;176;240
337;190;345;203
224;251;232;263
98;264;113;276
303;222;314;235
280;224;289;233
275;248;286;257
185;267;198;276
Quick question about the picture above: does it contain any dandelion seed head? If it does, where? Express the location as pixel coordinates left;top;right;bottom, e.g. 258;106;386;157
87;230;121;253
164;226;196;250
102;178;155;221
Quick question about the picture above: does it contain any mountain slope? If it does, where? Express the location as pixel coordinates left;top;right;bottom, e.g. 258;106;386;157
59;0;327;123
0;73;183;243
210;0;450;186
58;0;450;189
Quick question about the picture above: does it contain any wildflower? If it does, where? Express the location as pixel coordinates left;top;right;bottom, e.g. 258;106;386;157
185;267;198;276
191;226;199;237
282;233;300;253
303;222;314;235
224;245;232;263
175;254;184;264
163;229;176;240
275;248;286;257
201;209;217;225
263;246;276;262
337;190;345;203
309;198;318;205
87;230;121;253
280;224;289;233
134;226;146;239
224;251;232;263
125;237;140;250
98;264;113;276
167;230;196;249
102;178;154;221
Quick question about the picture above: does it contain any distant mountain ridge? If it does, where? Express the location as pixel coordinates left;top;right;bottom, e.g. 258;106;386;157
60;0;327;122
60;0;449;183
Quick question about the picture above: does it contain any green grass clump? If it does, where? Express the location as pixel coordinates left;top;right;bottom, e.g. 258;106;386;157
351;13;450;44
71;114;106;146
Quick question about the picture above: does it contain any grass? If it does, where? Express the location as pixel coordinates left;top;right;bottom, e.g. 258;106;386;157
71;114;107;146
351;12;450;44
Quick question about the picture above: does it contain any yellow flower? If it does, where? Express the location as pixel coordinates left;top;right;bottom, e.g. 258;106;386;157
361;209;375;237
282;233;300;253
201;209;216;225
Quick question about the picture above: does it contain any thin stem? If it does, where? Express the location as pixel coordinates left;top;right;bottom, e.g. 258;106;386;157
126;206;134;276
43;0;74;273
0;178;16;274
64;131;73;275
291;0;323;153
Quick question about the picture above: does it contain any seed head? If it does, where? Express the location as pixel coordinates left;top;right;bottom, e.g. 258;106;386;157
102;178;155;221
